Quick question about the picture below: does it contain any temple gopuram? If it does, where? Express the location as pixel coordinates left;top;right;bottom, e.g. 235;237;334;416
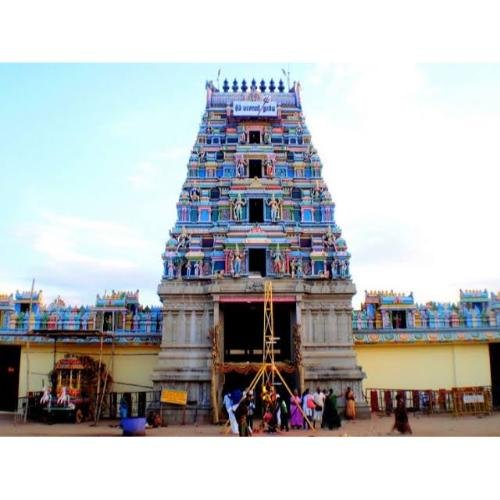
153;78;368;422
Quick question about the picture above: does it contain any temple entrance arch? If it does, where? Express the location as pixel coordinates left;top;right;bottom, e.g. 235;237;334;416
220;301;294;363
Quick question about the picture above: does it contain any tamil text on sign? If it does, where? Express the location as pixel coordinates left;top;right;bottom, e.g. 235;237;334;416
161;389;188;406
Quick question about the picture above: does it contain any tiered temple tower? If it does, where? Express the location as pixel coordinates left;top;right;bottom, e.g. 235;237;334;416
153;78;368;422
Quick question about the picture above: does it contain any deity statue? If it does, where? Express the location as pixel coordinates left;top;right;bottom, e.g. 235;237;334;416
194;261;200;277
323;226;336;249
290;258;297;278
267;194;281;222
265;157;275;177
239;128;247;144
333;258;341;278
203;261;211;276
339;259;346;278
235;156;247;177
167;259;175;280
190;187;201;202
312;180;324;201
231;246;245;277
186;261;192;278
272;246;284;274
232;193;247;221
263;128;271;144
176;226;191;250
233;253;241;276
300;259;308;276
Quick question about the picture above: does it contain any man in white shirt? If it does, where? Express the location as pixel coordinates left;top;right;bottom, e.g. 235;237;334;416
312;387;325;429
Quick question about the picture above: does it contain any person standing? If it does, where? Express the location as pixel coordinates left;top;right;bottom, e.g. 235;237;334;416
246;391;255;433
344;386;356;420
289;389;303;430
392;393;413;435
302;388;314;429
235;392;251;437
279;396;289;432
323;389;341;430
223;391;239;435
312;387;325;429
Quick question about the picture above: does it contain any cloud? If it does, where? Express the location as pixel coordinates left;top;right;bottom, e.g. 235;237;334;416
10;211;163;305
29;211;150;268
303;64;500;307
127;147;188;193
127;161;161;191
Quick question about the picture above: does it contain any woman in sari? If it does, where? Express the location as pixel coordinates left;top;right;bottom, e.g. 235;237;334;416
344;386;356;420
289;389;303;429
392;393;413;434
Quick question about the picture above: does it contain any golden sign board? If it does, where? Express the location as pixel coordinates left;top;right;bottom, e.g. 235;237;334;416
161;389;188;406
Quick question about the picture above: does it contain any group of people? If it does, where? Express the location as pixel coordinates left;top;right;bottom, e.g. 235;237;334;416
301;387;355;430
222;385;360;437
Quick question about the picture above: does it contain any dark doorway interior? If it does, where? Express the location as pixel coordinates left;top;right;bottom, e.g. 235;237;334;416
249;131;261;144
248;248;266;276
248;159;262;178
249;198;264;223
489;344;500;407
0;345;21;411
392;311;407;329
222;302;294;362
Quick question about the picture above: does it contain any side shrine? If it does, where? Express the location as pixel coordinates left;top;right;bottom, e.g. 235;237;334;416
153;78;368;423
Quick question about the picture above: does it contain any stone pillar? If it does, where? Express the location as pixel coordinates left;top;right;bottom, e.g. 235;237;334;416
153;282;213;424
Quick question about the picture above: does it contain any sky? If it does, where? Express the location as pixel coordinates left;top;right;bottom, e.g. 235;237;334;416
1;63;499;308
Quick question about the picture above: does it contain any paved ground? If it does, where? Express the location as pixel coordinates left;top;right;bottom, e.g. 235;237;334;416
1;410;499;437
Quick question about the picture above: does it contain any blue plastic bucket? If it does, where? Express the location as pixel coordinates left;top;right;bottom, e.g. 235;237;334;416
121;417;146;436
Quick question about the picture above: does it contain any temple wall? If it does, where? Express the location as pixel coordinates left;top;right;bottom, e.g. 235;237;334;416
355;344;491;391
298;285;369;416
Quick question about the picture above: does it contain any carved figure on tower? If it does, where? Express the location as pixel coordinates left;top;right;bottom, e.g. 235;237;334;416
167;259;175;280
296;258;303;277
233;245;245;276
176;227;191;251
239;127;247;144
313;180;324;201
235;155;247;178
190;186;201;202
272;246;284;275
265;157;275;177
263;127;271;144
267;194;281;222
232;193;247;221
323;225;337;249
228;250;235;275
